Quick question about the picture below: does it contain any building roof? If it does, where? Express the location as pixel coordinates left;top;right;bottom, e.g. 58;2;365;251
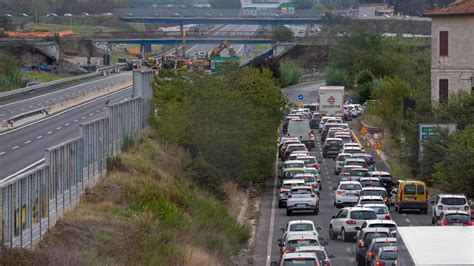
423;0;474;17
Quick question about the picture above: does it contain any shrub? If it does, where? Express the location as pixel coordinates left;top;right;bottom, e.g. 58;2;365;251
279;61;304;87
326;67;351;89
272;26;294;43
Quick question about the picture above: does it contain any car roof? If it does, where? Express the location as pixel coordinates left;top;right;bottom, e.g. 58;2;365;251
339;181;362;185
365;220;397;225
283;168;306;172
287;232;319;240
337;153;352;157
343;165;363;169
345;158;366;162
351;168;369;171
360;196;384;199
282;252;318;259
295;246;326;252
326;138;343;141
287;143;307;147
283;179;306;184
438;194;467;198
363;204;388;208
292;185;313;189
368;171;390;175
360;177;381;181
285;160;306;164
371;237;397;243
362;227;390;233
362;187;386;191
288;220;315;225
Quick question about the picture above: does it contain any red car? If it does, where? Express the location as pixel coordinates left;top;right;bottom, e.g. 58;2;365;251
436;210;472;226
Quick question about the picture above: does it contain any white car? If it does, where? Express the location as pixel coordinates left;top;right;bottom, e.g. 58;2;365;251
334;153;352;174
279;179;306;208
362;203;391;220
357;219;398;237
287;186;320;216
276;252;319;265
342;142;362;150
431;194;471;224
329;207;378;242
334;181;362;208
294;173;320;194
281;220;321;240
279;233;321;254
357;195;385;206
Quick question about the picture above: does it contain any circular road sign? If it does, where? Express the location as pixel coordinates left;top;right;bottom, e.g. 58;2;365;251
298;94;304;100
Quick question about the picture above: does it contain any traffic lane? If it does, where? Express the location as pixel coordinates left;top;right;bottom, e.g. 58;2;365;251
0;88;132;179
185;24;243;57
270;134;357;265
0;72;132;118
281;80;325;105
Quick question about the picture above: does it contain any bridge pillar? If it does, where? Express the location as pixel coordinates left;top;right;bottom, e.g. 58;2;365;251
140;44;152;59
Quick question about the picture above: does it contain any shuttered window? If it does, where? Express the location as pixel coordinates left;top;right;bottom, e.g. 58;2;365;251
439;31;448;56
439;79;449;104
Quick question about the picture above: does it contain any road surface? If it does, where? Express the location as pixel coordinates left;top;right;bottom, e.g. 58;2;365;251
252;81;433;265
0;85;133;179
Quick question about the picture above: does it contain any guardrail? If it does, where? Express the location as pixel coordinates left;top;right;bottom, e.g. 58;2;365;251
0;70;154;248
0;63;128;99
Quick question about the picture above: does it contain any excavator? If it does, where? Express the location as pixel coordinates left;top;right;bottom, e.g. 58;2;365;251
208;41;237;58
192;42;237;71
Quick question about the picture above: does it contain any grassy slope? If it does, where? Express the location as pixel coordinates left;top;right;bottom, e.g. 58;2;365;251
2;135;249;265
23;71;73;83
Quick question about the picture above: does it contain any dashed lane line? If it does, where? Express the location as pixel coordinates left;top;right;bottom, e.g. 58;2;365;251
0;152;5;155
47;131;52;134
56;127;62;130
81;116;86;119
12;146;19;150
36;135;42;139
346;247;351;253
405;218;411;223
65;123;70;126
74;119;79;122
24;140;31;144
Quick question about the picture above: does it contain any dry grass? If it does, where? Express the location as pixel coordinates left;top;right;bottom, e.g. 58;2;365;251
0;137;249;265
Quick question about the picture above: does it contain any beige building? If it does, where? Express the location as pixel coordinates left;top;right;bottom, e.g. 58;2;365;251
423;0;474;104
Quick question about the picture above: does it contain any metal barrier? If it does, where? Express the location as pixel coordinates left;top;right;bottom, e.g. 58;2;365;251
0;70;154;248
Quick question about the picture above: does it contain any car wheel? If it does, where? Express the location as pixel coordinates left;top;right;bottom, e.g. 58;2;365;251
341;228;349;242
278;201;284;208
398;207;403;214
329;225;337;240
314;206;319;215
286;209;292;216
421;208;427;214
432;215;435;225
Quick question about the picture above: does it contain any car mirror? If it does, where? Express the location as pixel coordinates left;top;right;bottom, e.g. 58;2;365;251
333;157;336;161
329;255;335;259
431;201;435;205
333;187;337;190
278;238;282;243
316;227;322;231
355;227;361;231
281;228;285;232
331;215;335;219
278;242;284;247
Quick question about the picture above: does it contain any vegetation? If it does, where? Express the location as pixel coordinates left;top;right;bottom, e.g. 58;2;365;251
272;26;295;43
326;67;351;89
0;137;249;264
23;71;73;83
329;31;473;196
151;68;286;192
279;61;304;87
0;53;27;93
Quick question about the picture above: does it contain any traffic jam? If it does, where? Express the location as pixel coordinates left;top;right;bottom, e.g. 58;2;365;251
272;101;473;266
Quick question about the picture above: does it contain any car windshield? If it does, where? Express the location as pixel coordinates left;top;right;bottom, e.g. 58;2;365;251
285;171;304;178
287;239;319;249
348;161;365;167
378;175;392;181
361;181;381;187
361;199;384;205
283;258;317;266
345;149;361;154
369;207;388;214
371;242;396;253
350;211;377;220
446;214;470;224
369;224;397;230
365;232;389;241
290;224;314;232
380;251;398;260
403;184;416;195
362;190;387;197
441;198;467;205
292;188;312;194
350;169;368;176
303;158;316;165
340;184;361;190
338;155;351;161
290;146;307;151
301;176;315;183
282;183;304;189
304;169;318;175
314;250;327;261
326;140;342;145
286;163;305;169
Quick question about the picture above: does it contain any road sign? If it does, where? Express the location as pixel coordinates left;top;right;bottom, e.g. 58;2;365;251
373;141;383;150
298;94;304;100
360;127;368;135
348;97;354;103
419;123;456;141
373;133;381;140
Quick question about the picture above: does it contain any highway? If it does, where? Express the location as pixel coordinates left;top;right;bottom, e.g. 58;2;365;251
0;85;133;179
0;73;131;120
252;82;432;265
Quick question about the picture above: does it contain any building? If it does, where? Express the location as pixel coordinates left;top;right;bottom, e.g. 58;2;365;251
240;0;294;16
358;3;394;17
423;0;474;104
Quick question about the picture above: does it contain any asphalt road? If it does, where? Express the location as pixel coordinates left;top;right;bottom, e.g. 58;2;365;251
0;72;132;120
252;82;432;266
0;87;133;179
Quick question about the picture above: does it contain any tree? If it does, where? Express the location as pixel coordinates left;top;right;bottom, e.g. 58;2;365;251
419;130;450;185
209;0;241;9
279;61;304;87
355;69;374;103
312;3;328;13
326;67;352;89
0;53;26;93
272;26;295;43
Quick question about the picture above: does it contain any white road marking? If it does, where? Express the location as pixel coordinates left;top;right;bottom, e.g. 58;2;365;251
56;127;62;130
81;116;86;119
11;146;19;150
47;131;52;134
350;258;356;262
24;140;31;144
65;123;70;126
96;110;100;113
0;152;5;155
265;160;279;266
20;108;25;111
36;135;42;139
89;113;94;116
28;105;33;108
346;247;351;253
402;213;407;217
405;218;411;223
102;107;107;110
0;114;4;117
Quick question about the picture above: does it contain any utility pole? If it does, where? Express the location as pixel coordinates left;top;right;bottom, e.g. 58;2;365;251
35;7;38;25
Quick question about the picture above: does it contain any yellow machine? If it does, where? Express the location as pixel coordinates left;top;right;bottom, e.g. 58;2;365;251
208;41;237;57
144;57;162;69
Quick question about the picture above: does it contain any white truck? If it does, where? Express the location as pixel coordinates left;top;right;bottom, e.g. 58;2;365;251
397;226;474;265
319;86;344;117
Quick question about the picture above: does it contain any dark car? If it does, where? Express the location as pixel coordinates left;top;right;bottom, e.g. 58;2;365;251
365;237;397;266
309;112;322;129
355;228;390;265
322;138;343;158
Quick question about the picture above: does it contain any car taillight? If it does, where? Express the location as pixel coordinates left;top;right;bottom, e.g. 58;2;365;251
341;173;349;176
326;261;331;266
312;183;318;189
286;150;292;154
346;220;356;225
336;190;344;195
311;193;316;198
384;215;391;220
441;219;448;226
367;251;376;258
465;206;469;211
375;260;385;266
358;240;365;248
280;189;288;193
309;132;315;140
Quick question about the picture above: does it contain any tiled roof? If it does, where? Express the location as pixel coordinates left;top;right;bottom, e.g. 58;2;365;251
423;0;474;17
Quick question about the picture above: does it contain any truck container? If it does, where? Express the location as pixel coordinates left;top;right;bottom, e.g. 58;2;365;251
397;226;474;265
318;86;344;116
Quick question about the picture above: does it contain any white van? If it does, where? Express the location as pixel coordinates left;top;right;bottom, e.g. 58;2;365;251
287;119;315;150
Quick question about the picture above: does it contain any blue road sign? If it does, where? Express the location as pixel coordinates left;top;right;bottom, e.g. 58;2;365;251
298;94;304;100
348;97;354;103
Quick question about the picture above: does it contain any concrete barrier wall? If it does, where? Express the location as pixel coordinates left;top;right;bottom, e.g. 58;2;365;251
0;70;154;248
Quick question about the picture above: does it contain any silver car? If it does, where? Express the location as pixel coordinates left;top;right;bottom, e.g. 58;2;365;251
373;246;398;266
329;207;377;242
287;186;320;216
279;179;306;208
334;153;352;174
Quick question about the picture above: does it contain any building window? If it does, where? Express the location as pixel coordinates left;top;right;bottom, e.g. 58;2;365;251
439;31;448;57
439;79;449;104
